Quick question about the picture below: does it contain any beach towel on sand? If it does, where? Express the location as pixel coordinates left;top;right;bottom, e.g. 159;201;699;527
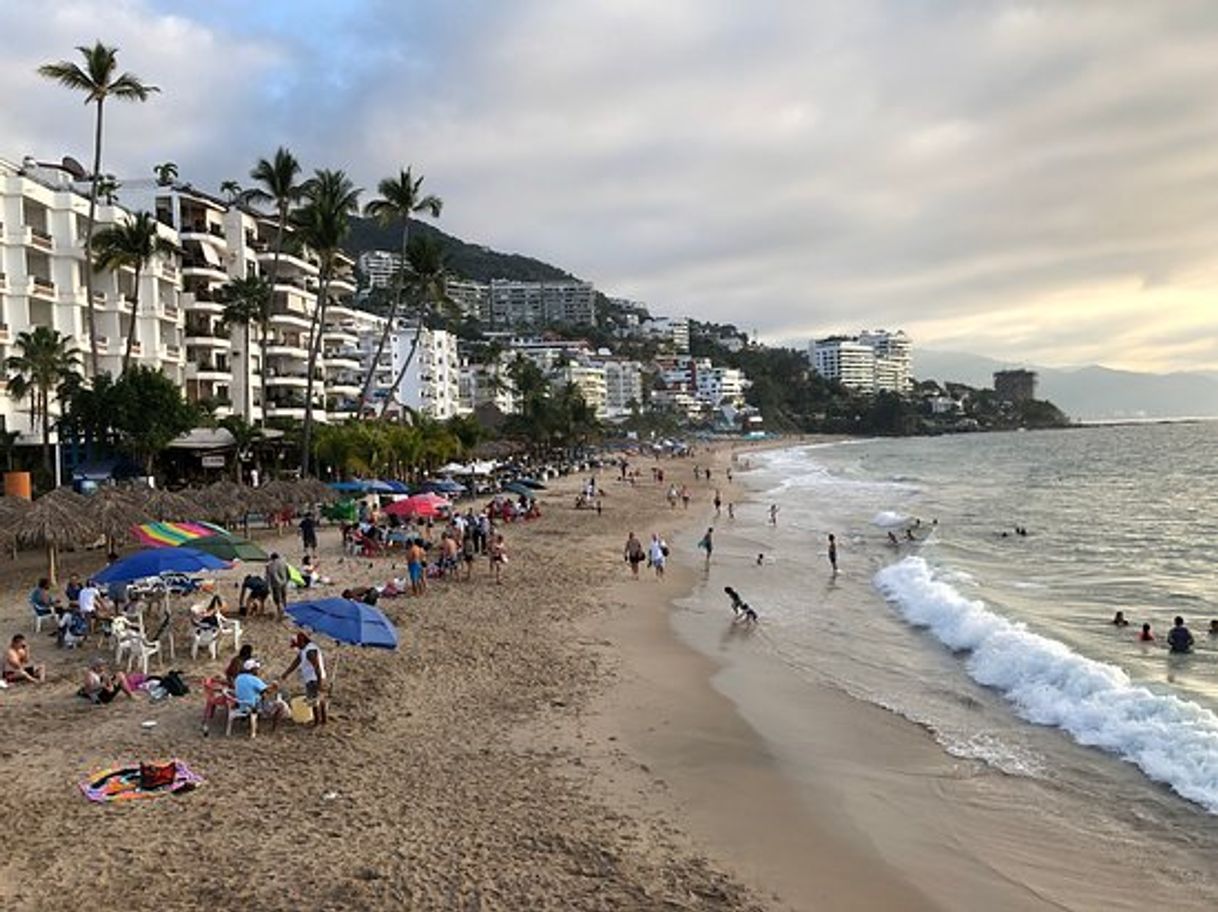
79;759;204;803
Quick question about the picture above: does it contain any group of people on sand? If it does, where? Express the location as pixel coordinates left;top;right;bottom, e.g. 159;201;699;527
1112;611;1218;653
200;631;328;735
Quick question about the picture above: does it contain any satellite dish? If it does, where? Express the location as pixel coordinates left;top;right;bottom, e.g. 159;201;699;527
61;156;88;180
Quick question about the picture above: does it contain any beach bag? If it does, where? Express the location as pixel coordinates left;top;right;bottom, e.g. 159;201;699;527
139;761;177;790
161;671;190;697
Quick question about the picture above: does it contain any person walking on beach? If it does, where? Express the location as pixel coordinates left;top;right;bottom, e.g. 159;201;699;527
698;527;714;565
681;486;691;510
828;534;838;574
727;502;735;520
713;490;722;516
624;532;646;579
769;504;779;525
265;553;289;617
299;512;318;559
649;534;667;580
489;534;507;584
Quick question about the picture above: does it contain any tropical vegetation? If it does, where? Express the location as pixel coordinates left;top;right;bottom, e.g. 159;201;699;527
218;275;272;419
91;211;176;374
38;41;159;378
5;328;80;474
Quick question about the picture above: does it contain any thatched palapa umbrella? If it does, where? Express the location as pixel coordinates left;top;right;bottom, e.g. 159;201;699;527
12;487;100;585
254;478;298;512
192;481;246;526
89;486;153;554
293;477;338;505
137;487;198;522
0;496;32;560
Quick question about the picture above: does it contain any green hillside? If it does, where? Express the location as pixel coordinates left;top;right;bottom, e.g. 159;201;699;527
345;216;574;283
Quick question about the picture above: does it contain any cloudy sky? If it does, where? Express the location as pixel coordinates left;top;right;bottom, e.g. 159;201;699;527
4;1;1218;372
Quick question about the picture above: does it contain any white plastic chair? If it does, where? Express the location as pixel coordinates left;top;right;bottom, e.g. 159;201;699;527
226;702;258;738
29;594;56;634
125;614;171;675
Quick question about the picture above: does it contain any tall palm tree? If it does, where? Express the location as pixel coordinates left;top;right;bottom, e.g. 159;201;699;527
218;275;272;421
92;212;176;374
5;328;81;474
38;42;159;378
379;236;456;419
293;169;361;475
357;167;443;414
242;148;302;424
219;180;242;203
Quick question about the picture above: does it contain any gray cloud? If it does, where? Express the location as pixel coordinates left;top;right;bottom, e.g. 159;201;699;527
4;0;1218;369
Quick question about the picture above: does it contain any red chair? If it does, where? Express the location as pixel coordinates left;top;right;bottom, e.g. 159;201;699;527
201;676;236;737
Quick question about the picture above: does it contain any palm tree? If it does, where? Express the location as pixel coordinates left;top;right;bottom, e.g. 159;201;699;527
218;275;271;421
92;212;176;374
379;236;456;419
293;169;361;475
153;161;177;186
219;180;242;203
357;167;443;414
97;175;120;204
219;414;262;485
38;42;159;378
5;328;81;474
242;148;302;425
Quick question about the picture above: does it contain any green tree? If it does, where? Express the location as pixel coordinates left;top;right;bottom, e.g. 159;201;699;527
242;147;303;424
5;328;80;475
219;414;262;484
358;167;443;414
218;275;271;420
379;235;456;419
293;169;361;474
38;42;159;378
69;365;199;474
92;211;175;374
219;179;242;203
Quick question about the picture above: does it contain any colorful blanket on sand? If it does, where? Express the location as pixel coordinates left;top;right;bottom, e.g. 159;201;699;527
79;759;204;803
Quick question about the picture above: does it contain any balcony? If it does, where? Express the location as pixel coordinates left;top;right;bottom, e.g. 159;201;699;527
163;344;182;359
29;226;53;252
180;222;228;244
162;302;180;320
269;310;312;331
29;276;56;300
265;341;309;359
324;350;361;370
0;323;9;344
266;373;309;388
184;327;231;348
190;363;232;381
180;258;228;281
264;404;307;421
0;272;6;291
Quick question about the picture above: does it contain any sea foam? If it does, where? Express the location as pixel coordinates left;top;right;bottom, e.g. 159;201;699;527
874;556;1218;813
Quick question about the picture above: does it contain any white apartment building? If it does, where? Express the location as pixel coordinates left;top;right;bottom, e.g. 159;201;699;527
458;360;516;416
357;250;400;291
553;361;607;419
601;359;643;417
647;316;690;353
388;324;460;419
489;279;598;327
447;279;490;321
657;357;748;408
810;330;912;394
0;157;185;441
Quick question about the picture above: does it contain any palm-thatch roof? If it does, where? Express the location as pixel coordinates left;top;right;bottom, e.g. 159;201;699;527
293;477;338;504
135;486;198;522
12;487;100;547
253;478;297;511
192;481;248;523
88;486;153;542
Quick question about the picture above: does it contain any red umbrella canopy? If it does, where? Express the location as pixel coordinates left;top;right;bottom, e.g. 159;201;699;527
383;493;451;519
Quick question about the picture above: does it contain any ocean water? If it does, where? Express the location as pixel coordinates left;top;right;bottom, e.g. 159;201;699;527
676;425;1218;860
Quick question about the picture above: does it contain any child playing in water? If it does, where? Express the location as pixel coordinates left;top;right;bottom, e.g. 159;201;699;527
723;586;757;623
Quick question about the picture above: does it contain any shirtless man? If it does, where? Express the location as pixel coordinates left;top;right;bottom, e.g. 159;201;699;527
3;634;45;685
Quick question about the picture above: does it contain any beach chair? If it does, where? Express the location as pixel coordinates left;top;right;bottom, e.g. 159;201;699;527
226;700;258;738
28;591;56;634
124;614;171;675
201;676;236;736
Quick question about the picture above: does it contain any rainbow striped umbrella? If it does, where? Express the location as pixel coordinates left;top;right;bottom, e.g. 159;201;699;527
131;520;229;548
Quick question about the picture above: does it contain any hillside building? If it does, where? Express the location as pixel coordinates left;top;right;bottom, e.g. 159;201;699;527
810;330;912;394
994;369;1037;403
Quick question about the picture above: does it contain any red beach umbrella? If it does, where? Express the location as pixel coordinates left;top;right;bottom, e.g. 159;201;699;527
382;493;451;519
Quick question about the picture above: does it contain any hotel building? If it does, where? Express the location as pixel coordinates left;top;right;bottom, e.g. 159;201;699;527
810;330;912;394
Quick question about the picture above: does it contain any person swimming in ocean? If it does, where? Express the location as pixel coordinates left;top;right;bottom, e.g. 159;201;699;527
1168;616;1194;654
1139;622;1155;642
1113;611;1129;627
724;586;757;623
756;553;764;566
887;531;900;546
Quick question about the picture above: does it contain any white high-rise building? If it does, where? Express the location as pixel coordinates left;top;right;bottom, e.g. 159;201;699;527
458;360;516;415
489;279;597;327
388;324;460;419
601;360;643;417
553;361;607;418
647;316;690;353
357;250;400;291
810;330;912;394
447;279;490;321
0;157;185;442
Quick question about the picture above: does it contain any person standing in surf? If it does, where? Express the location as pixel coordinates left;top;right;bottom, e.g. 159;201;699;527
827;533;838;574
698;527;714;565
769;504;779;526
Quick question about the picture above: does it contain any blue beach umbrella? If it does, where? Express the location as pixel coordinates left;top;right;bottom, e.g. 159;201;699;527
285;597;399;649
93;546;231;583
